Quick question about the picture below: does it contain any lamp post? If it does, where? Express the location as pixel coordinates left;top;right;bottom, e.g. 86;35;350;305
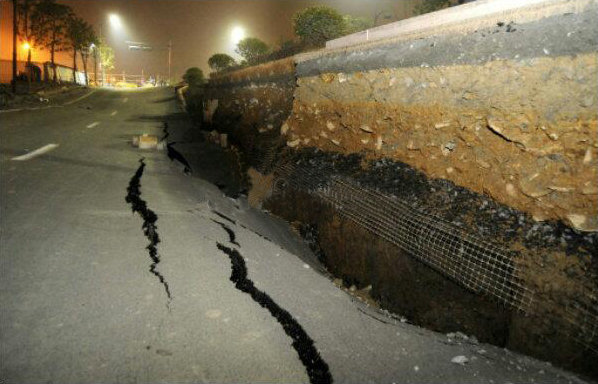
96;13;122;86
11;0;17;93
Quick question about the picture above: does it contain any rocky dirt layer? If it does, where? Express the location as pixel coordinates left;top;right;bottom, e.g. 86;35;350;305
283;52;598;231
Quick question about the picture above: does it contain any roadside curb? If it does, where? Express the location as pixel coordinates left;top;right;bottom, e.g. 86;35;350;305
0;88;98;114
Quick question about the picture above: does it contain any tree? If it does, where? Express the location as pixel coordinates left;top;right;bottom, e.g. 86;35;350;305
208;53;236;72
183;67;205;88
98;38;115;71
65;15;95;85
235;37;269;65
413;0;452;15
292;6;344;47
343;15;373;35
17;0;40;86
31;0;72;82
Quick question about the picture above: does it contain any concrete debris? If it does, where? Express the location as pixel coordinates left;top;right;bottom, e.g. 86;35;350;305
132;134;159;150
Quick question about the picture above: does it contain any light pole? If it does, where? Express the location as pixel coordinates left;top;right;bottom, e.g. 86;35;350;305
11;0;17;93
96;13;122;86
168;40;172;85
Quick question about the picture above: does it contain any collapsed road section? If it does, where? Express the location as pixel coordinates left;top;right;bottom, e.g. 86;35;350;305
199;0;598;378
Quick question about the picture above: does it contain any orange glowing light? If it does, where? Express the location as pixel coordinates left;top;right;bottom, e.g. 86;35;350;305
22;42;31;50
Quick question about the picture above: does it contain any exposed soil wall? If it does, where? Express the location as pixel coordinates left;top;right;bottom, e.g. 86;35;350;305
288;6;598;231
202;2;597;378
205;58;295;173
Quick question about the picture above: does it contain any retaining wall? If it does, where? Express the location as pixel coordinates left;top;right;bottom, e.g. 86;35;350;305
203;0;597;377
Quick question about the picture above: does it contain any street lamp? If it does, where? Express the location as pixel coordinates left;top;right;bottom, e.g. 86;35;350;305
98;13;124;86
231;26;245;45
109;14;122;29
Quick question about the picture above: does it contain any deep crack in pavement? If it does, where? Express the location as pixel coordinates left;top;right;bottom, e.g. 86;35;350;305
215;226;332;384
125;158;172;302
163;122;192;174
213;210;236;224
212;219;240;246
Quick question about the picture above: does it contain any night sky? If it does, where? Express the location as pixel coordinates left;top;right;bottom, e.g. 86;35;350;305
61;0;417;80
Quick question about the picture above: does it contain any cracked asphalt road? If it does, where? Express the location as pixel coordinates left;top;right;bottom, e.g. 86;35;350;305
0;88;588;383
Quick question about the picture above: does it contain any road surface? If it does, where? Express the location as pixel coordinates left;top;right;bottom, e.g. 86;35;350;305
0;88;587;383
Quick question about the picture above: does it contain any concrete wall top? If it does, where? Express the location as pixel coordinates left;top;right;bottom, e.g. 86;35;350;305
208;57;295;87
310;0;596;59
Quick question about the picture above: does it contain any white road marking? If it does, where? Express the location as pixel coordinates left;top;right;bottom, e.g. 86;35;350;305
123;98;128;103
11;144;59;161
86;121;100;128
110;110;118;116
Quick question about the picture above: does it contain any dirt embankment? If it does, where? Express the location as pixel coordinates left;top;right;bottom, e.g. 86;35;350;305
284;53;597;232
205;58;296;173
202;5;598;378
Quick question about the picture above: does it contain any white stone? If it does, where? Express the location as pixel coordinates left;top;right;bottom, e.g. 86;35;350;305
451;355;469;365
506;183;517;197
566;214;586;230
326;121;336;131
376;136;383;150
583;148;592;164
280;123;289;135
360;125;373;133
287;139;301;148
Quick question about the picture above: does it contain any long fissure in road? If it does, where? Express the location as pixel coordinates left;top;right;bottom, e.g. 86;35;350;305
125;158;172;302
214;222;333;384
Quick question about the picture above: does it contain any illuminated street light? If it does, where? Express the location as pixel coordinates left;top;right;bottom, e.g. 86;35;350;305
22;42;31;51
231;26;245;44
109;14;122;29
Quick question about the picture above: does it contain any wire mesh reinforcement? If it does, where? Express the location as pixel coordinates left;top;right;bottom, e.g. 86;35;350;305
565;299;598;354
273;162;535;312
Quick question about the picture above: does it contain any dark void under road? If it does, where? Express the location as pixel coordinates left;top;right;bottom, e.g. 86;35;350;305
0;88;586;383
